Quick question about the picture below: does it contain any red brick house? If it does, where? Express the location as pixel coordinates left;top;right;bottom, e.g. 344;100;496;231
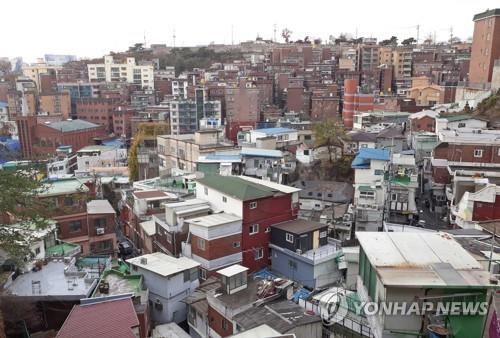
184;213;242;279
195;176;300;272
76;97;123;133
39;178;117;255
16;117;106;159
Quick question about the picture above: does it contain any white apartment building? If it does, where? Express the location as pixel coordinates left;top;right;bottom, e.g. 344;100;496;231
351;148;391;231
87;55;154;89
127;253;200;324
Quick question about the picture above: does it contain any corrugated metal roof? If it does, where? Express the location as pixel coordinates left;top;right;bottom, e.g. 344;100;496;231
351;148;390;169
240;147;283;158
87;200;115;214
356;232;494;287
187;213;241;227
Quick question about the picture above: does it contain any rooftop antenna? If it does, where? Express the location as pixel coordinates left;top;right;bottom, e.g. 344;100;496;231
173;29;176;48
231;24;234;45
355;27;358;39
416;25;420;44
143;30;147;48
449;26;453;45
273;24;277;42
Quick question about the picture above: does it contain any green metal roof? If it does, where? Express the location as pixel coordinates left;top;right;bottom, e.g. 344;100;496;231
40;178;89;196
197;175;277;201
390;175;411;186
473;8;500;21
358;185;376;192
45;119;100;132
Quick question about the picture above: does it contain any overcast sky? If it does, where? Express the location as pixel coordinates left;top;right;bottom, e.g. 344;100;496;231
1;0;499;62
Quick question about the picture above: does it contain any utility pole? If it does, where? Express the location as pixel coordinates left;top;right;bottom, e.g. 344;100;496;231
231;25;234;45
416;25;420;44
273;24;277;42
449;26;453;45
143;30;147;48
173;29;176;48
488;225;497;272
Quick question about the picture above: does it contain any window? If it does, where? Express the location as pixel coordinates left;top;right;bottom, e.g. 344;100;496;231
254;247;264;260
374;169;384;175
221;319;228;331
204;187;208;195
458;122;466;128
68;220;82;232
249;202;257;209
197;238;205;250
288;260;297;270
35;247;41;255
94;218;106;228
474;149;483;158
233;241;240;248
222;196;227;203
391;193;398;201
286;233;294;243
498;148;500;156
315;203;321;208
249;224;259;235
265;227;271;233
320;231;327;238
64;197;74;206
200;269;207;280
359;191;375;199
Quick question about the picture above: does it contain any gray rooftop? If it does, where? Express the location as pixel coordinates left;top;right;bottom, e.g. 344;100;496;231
87;200;116;214
5;261;96;300
291;180;354;203
45;119;101;132
233;300;321;333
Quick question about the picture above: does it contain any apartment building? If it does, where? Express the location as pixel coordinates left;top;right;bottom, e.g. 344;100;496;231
469;8;500;84
343;78;374;129
22;62;62;91
127;253;200;324
351;148;391;231
39;92;71;119
16;117;106;159
157;129;233;176
76;97;123;133
183;213;243;279
87;55;154;89
37;178;117;255
195;175;300;272
225;84;261;141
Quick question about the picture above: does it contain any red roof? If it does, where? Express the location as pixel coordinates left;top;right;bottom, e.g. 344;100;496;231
56;298;139;338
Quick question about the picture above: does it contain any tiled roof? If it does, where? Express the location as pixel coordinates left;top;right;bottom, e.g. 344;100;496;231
45;119;100;132
56;298;139;338
197;175;277;201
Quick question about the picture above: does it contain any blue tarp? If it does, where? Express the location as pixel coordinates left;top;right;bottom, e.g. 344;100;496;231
292;287;311;302
253;268;278;280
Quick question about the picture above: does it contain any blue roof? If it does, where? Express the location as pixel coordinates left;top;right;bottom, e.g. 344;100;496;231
102;138;125;147
0;101;7;108
352;148;390;169
240;147;283;158
254;127;296;135
204;154;242;162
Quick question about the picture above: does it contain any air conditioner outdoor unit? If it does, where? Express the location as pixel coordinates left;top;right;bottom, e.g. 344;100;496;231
296;249;302;255
96;228;105;235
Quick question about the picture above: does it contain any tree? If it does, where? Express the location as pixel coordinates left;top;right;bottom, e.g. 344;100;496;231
380;36;398;46
401;37;416;46
0;169;52;266
313;38;322;45
281;28;292;43
128;43;145;53
314;119;347;163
